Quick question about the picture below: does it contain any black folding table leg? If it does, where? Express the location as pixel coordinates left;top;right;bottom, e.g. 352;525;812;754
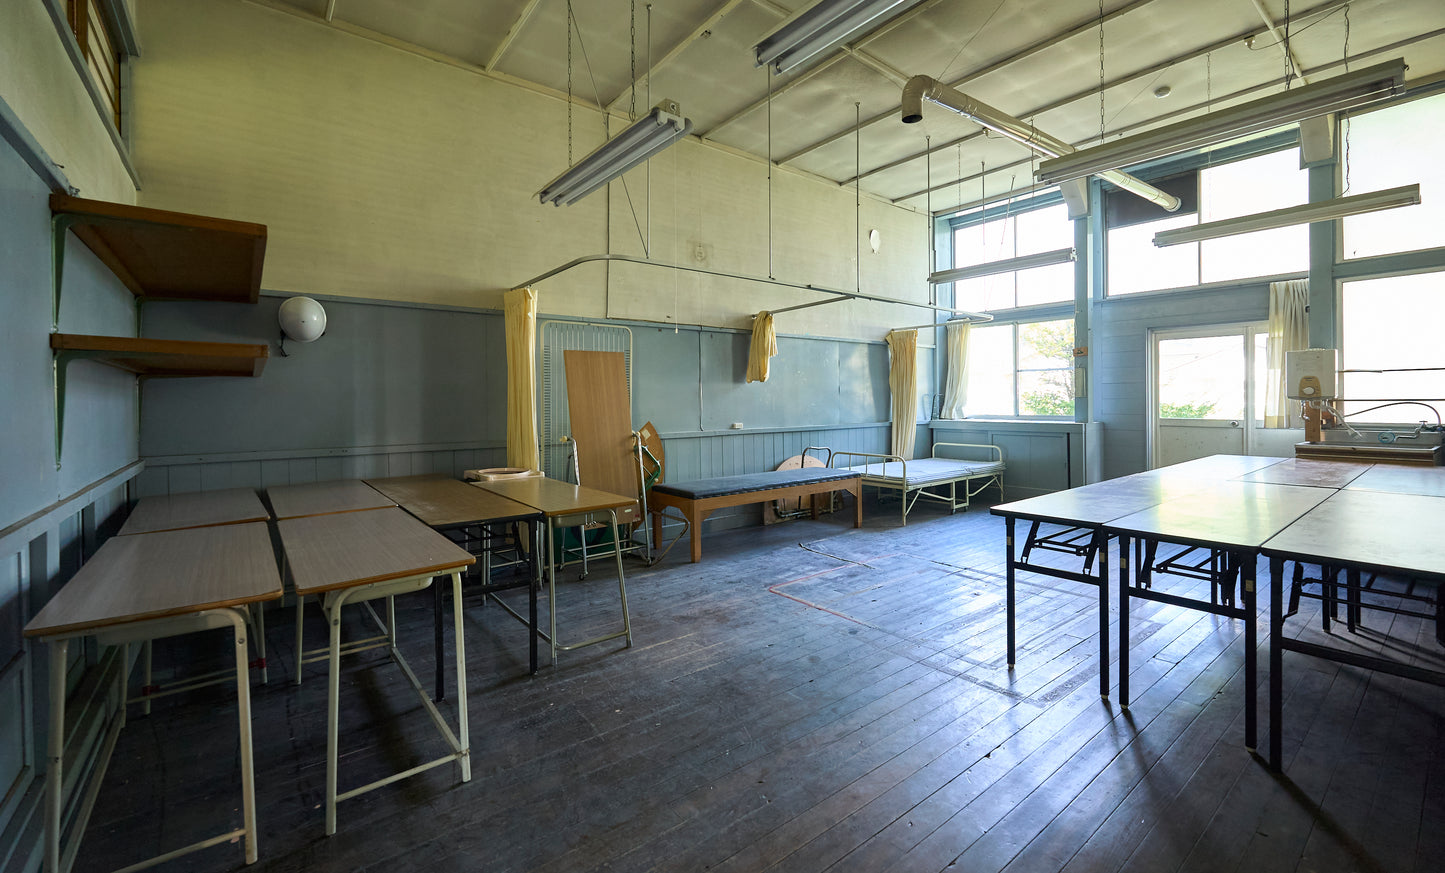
1005;516;1016;668
529;520;540;675
1097;530;1110;698
1243;550;1257;751
1119;534;1131;708
1270;555;1284;770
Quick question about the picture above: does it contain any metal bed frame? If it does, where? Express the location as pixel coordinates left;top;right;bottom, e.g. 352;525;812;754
828;441;1005;525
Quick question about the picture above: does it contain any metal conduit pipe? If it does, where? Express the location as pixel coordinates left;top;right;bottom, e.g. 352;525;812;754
901;75;1181;212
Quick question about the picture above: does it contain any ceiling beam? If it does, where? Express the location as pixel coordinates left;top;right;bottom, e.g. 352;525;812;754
777;0;1166;166
843;0;1351;187
606;0;750;112
1248;0;1310;85
698;0;947;140
485;0;545;72
891;29;1445;208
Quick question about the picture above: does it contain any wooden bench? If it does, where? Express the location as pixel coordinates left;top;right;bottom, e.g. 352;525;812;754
649;468;863;563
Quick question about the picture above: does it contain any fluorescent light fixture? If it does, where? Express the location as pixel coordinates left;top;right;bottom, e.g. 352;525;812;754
755;0;925;74
1037;58;1407;186
929;247;1076;285
1152;184;1421;247
538;100;692;207
901;75;1181;212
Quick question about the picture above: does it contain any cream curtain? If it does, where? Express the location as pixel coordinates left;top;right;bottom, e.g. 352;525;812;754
504;287;540;470
886;329;919;459
1265;279;1310;428
746;311;778;383
939;322;971;419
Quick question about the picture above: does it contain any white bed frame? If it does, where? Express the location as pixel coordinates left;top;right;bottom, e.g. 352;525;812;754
829;442;1005;525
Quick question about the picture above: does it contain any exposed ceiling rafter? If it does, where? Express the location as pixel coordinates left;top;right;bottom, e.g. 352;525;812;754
776;0;1163;166
699;0;948;140
606;0;750;112
842;0;1354;188
485;0;545;72
892;31;1445;208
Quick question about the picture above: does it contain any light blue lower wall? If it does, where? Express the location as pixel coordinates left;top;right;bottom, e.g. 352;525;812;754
0;123;139;870
139;298;914;531
1090;282;1271;480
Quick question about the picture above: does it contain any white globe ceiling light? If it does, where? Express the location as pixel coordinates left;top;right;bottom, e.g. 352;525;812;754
278;296;327;343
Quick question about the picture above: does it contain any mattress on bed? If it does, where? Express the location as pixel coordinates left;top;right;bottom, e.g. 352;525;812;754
842;457;1004;486
651;467;860;501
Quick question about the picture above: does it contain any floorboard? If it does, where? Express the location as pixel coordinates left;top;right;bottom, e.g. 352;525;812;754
68;496;1445;873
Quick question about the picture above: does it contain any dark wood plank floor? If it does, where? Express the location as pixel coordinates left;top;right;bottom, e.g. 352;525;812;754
74;495;1445;873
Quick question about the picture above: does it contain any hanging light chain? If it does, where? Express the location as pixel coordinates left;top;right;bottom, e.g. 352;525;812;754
566;0;574;166
1097;0;1106;146
629;0;637;119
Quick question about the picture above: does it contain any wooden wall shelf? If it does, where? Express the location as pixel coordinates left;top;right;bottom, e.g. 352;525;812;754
51;334;269;378
50;194;267;316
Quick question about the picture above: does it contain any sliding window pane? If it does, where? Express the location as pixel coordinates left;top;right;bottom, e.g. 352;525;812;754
1107;214;1198;295
1340;271;1445;423
1342;93;1445;259
963;324;1015;416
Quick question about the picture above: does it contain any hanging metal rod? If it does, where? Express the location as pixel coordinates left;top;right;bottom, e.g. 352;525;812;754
889;317;984;331
514;253;992;319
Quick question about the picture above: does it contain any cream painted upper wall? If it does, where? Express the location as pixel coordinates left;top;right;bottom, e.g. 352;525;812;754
130;0;931;338
0;0;136;201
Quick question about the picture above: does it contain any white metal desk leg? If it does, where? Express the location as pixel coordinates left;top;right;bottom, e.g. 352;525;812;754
44;639;68;873
231;613;259;864
450;571;470;782
609;511;632;647
325;592;346;836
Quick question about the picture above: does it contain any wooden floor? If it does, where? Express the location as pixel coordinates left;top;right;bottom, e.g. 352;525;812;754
76;496;1445;873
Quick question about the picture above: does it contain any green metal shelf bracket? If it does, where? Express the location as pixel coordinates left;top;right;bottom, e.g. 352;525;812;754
51;213;78;331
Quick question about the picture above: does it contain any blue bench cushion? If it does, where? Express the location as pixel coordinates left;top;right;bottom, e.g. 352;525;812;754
652;468;860;501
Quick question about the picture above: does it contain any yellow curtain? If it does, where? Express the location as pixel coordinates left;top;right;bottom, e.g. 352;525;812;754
504;287;539;470
746;311;778;383
940;322;970;419
886;329;919;459
1265;279;1309;428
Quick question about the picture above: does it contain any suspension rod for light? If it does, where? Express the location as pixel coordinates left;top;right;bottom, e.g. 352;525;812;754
537;100;692;207
928;247;1077;285
1038;58;1407;186
754;0;927;74
889;316;986;331
900;75;1180;212
1152;184;1421;247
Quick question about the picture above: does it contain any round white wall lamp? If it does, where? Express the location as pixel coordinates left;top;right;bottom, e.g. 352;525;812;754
278;296;326;355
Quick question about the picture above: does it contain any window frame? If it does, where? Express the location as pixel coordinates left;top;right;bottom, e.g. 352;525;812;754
961;314;1077;420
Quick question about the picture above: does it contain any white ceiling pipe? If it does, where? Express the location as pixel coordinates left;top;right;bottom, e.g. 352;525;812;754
900;75;1182;212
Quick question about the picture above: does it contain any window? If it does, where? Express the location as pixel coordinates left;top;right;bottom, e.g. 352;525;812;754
963;318;1075;417
951;201;1073;310
1342;93;1445;259
1339;271;1445;424
1107;148;1308;295
65;0;124;131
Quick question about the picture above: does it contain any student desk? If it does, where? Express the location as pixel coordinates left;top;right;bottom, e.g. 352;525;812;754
121;487;276;696
118;487;270;535
276;507;474;835
24;522;282;873
267;479;397;686
266;479;394;520
364;475;545;681
470;477;635;662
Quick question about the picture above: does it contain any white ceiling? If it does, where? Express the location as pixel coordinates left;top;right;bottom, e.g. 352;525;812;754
270;0;1445;214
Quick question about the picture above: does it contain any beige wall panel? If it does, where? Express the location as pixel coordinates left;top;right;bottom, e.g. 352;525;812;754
129;0;928;335
604;139;930;339
0;0;134;200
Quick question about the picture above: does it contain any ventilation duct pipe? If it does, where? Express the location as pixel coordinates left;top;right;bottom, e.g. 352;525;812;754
901;75;1181;212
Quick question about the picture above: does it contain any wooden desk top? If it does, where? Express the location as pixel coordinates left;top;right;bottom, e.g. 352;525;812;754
25;523;282;638
119;488;269;535
278;507;476;596
1262;490;1445;581
364;476;541;527
1343;464;1445;498
1105;481;1334;550
1233;458;1372;489
267;479;394;520
471;477;635;518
